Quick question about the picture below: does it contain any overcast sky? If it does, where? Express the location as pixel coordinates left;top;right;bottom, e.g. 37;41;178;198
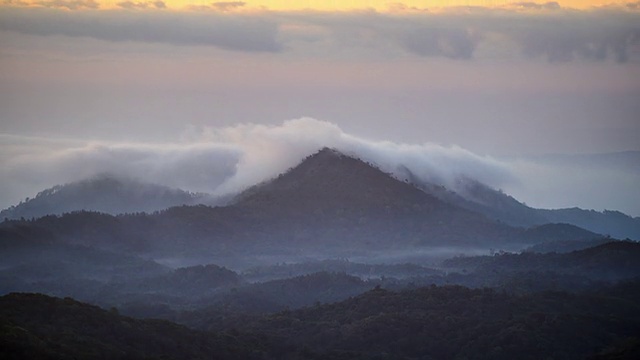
1;1;639;216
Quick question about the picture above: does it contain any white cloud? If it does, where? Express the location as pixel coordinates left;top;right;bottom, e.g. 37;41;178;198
3;118;639;217
0;118;513;208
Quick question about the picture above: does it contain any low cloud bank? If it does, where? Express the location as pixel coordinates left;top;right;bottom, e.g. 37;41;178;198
3;118;638;217
0;118;512;207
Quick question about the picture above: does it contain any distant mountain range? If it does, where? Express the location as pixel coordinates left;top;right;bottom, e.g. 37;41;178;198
401;163;640;240
2;147;637;240
0;148;611;263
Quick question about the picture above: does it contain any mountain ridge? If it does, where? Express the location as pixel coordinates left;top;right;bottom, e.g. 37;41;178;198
2;147;637;239
401;166;640;239
0;148;609;261
0;174;222;220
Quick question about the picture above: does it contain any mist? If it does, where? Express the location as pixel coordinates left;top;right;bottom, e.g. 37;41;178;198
2;117;638;217
0;118;510;207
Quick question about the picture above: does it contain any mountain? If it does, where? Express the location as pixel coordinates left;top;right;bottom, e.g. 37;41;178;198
0;174;220;220
404;168;640;240
405;172;548;226
230;148;519;249
538;208;640;240
3;149;637;242
1;148;608;261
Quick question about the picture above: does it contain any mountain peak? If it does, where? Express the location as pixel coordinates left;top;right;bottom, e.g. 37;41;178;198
234;147;439;211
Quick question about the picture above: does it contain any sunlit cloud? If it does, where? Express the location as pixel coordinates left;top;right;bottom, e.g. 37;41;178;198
116;0;165;10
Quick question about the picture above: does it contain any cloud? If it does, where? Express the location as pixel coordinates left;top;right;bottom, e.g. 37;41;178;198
509;11;640;63
3;119;638;216
0;7;282;53
36;0;99;10
212;1;246;12
0;118;513;209
275;7;640;62
181;118;514;196
0;6;638;61
116;1;165;10
402;27;477;59
509;2;561;11
0;136;241;203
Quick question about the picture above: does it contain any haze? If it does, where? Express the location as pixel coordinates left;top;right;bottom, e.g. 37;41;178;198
1;1;639;216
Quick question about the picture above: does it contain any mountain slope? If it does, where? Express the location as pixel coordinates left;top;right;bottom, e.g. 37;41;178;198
231;148;518;249
0;174;218;220
404;168;640;240
538;208;640;240
236;148;444;211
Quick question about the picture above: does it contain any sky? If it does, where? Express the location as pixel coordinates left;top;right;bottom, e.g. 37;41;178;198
1;1;639;216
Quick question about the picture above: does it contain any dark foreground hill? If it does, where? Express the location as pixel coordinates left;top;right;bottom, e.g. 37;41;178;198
210;282;640;360
0;293;268;360
4;280;640;360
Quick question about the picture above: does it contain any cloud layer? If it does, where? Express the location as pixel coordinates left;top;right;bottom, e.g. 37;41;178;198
0;5;638;61
0;118;513;207
0;7;282;52
2;118;638;216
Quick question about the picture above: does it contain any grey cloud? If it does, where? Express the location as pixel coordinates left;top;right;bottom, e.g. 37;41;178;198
36;0;99;10
117;1;166;10
512;14;640;63
1;6;638;61
510;2;561;10
212;1;246;12
0;8;282;53
402;27;477;59
280;8;640;62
